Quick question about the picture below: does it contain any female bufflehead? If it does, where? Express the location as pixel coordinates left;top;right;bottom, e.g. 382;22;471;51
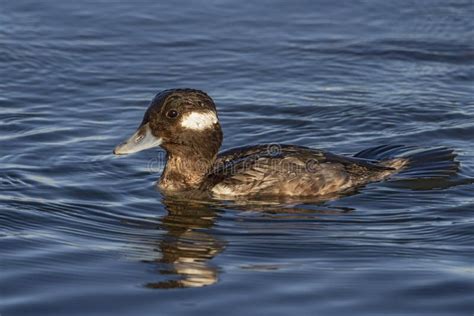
113;89;457;198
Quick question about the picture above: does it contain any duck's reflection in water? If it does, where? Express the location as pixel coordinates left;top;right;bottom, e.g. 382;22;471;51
141;195;353;289
145;198;225;289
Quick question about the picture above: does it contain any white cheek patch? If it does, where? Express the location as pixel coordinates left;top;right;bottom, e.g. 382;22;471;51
180;111;218;130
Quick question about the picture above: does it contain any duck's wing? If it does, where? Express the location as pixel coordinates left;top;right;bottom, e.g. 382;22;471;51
205;144;392;197
214;144;391;171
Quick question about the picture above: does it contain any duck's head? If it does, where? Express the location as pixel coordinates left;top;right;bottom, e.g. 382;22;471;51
113;89;223;160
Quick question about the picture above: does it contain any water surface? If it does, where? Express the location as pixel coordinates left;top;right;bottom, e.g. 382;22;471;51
1;0;474;315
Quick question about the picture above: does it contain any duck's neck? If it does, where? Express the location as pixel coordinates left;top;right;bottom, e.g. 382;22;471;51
159;147;218;192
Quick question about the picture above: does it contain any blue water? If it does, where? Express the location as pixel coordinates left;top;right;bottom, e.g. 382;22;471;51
1;1;473;315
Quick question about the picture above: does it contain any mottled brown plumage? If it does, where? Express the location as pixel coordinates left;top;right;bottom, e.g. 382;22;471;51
114;89;416;199
205;144;405;197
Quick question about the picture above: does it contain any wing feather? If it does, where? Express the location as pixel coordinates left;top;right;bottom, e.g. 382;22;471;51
207;144;390;197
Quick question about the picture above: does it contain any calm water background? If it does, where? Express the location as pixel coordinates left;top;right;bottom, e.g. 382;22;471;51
1;0;474;315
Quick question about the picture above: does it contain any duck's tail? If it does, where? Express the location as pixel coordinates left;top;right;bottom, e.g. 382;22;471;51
354;144;459;179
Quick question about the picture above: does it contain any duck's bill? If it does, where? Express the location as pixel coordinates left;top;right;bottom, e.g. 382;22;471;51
113;123;162;155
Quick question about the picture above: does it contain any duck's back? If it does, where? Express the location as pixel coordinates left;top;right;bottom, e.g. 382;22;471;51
205;144;396;198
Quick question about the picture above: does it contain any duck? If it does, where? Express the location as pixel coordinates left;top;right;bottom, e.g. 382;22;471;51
113;88;456;199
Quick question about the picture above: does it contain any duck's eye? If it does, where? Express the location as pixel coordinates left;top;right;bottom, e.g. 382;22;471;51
166;110;179;119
